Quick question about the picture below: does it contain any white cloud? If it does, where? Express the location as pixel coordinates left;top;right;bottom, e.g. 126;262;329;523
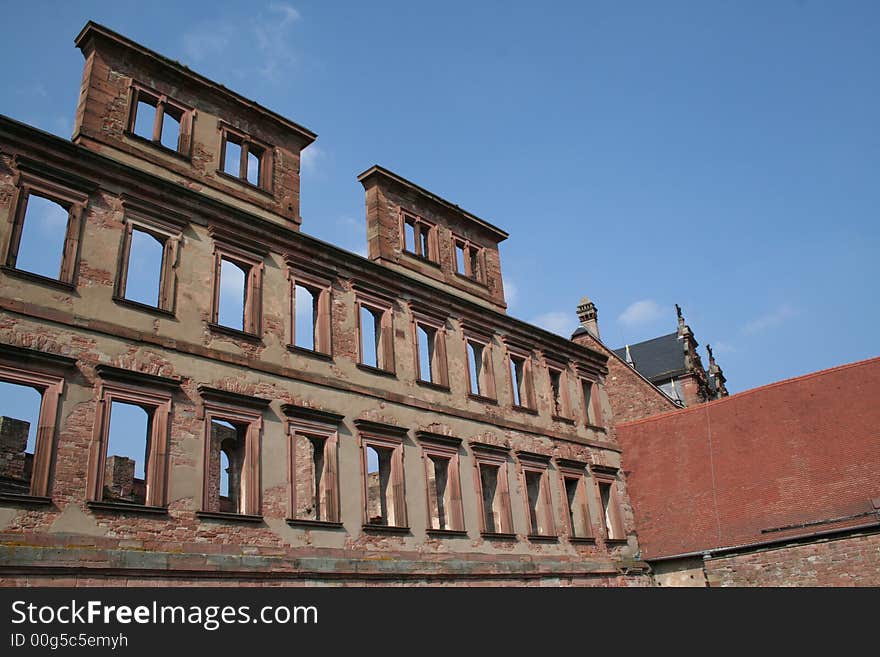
505;280;519;310
182;4;302;81
709;340;736;354
618;299;664;326
530;311;573;337
300;145;323;175
742;304;797;335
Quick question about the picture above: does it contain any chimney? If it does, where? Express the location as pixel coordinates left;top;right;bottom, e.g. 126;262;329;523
576;296;600;340
706;344;729;398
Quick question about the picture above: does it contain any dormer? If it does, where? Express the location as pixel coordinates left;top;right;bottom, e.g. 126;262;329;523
72;21;316;228
358;166;509;310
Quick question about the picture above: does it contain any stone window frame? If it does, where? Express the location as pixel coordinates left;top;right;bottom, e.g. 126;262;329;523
197;386;269;522
416;431;465;536
0;344;76;502
556;458;595;543
591;465;626;543
282;404;343;528
86;365;180;513
399;209;439;265
2;162;89;290
461;327;497;402
503;341;537;413
451;234;486;285
287;267;332;358
354;419;409;532
354;291;396;376
217;122;274;193
516;451;557;540
113;195;187;317
410;308;450;390
125;82;195;159
545;358;574;423
579;375;605;429
208;237;265;341
470;442;515;537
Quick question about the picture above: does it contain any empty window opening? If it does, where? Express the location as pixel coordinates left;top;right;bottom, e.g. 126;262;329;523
582;380;602;426
467;341;482;395
360;306;380;368
509;355;528;407
160;110;181;151
426;455;452;530
403;220;416;253
365;445;396;526
132;99;156;140
209;419;245;514
246;150;261;186
217;259;248;331
294;284;317;350
455;243;466;274
401;212;435;261
564;476;590;538
223;140;242;177
14;194;68;280
550;369;565;417
599;481;620;540
0;381;42;495
103;401;150;505
295;434;328;521
468;248;479;279
124;228;164;307
479;463;503;533
416;324;434;383
419;226;430;258
524;469;553;536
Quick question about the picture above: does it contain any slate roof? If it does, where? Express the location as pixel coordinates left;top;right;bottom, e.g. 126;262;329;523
612;332;688;382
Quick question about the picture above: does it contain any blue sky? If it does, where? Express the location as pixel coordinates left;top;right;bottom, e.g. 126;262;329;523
1;0;878;409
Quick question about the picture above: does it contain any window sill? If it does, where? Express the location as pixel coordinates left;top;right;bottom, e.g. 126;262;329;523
511;404;538;416
215;169;275;199
586;423;607;433
468;393;498;405
604;538;628;545
1;265;75;291
426;528;468;538
401;249;441;269
196;510;263;523
356;363;397;378
0;492;52;506
207;322;263;343
416;379;450;392
527;534;559;543
552;414;576;425
480;531;517;540
113;296;175;318
286;518;344;529
568;536;597;544
453;271;488;288
362;523;410;535
287;345;333;361
87;500;168;515
124;131;192;163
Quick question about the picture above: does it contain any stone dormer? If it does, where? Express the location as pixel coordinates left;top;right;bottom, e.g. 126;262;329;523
72;21;316;228
358;165;509;310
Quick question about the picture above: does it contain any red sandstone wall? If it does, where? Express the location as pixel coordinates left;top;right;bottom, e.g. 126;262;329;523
571;332;678;424
618;357;880;559
704;530;880;587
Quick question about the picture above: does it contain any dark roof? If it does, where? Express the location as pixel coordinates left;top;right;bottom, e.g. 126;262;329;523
613;332;687;382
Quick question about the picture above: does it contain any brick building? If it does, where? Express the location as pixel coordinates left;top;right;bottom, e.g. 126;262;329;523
618;357;880;587
0;22;651;586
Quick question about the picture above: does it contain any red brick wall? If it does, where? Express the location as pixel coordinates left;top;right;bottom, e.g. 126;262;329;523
618;357;880;559
704;529;880;587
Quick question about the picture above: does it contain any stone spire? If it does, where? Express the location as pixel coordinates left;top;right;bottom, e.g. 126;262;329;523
576;296;600;340
706;344;729;398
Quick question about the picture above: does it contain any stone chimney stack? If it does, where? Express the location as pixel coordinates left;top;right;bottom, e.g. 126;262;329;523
577;296;600;340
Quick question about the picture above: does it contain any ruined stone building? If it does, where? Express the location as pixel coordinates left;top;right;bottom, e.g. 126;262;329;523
1;22;876;588
0;22;651;586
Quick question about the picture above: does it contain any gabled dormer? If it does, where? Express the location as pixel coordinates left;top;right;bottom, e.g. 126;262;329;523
72;21;316;228
358;166;509;310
